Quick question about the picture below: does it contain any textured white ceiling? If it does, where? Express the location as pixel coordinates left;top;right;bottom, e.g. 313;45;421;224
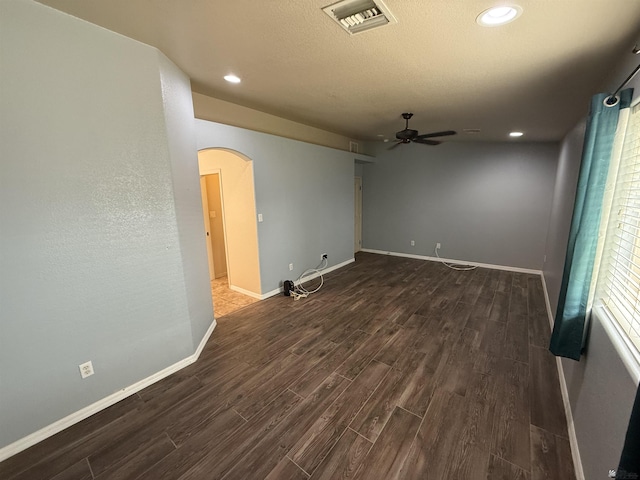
37;0;640;141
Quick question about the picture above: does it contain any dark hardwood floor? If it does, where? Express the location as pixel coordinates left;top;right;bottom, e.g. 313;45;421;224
0;252;576;480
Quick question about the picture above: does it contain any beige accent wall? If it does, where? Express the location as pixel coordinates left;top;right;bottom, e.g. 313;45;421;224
193;92;355;152
198;149;261;295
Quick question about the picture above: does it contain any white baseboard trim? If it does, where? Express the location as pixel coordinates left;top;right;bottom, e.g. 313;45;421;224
555;356;586;480
0;318;217;462
540;273;585;480
259;286;282;300
540;273;555;329
360;248;542;275
260;258;356;299
228;284;262;300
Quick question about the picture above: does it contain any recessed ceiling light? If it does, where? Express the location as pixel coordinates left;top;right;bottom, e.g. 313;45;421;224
477;5;522;26
510;131;524;137
224;74;241;84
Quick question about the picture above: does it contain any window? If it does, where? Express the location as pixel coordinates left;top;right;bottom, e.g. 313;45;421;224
596;102;640;356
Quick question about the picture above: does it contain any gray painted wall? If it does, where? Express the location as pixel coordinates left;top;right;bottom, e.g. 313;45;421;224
158;54;214;346
362;142;559;270
195;120;355;294
543;120;586;309
0;0;212;450
542;51;640;479
562;316;637;479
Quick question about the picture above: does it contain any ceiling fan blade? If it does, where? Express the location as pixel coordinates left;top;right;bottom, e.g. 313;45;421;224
413;138;441;146
414;130;457;140
388;141;405;149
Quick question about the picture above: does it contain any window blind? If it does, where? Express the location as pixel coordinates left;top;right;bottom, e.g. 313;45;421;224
597;103;640;354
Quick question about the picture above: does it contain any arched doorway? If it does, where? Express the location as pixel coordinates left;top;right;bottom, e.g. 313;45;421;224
198;148;261;317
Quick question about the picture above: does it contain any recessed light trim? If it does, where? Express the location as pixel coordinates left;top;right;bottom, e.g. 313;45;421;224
224;74;241;84
510;131;524;137
477;5;522;26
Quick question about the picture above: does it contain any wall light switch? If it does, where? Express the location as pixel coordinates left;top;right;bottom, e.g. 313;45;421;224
258;213;263;222
410;240;415;246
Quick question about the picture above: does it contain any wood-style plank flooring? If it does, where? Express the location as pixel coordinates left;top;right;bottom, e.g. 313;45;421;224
0;253;576;480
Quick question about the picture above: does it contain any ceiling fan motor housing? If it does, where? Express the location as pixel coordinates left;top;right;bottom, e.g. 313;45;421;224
396;128;418;140
397;112;417;140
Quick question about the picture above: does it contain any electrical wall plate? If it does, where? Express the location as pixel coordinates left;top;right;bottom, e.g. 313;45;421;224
79;361;94;379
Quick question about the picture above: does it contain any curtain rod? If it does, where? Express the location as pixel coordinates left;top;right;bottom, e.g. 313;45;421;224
605;45;640;106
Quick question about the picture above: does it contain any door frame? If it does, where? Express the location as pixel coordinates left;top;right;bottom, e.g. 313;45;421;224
200;177;215;281
355;176;362;253
207;169;231;285
211;171;230;280
198;147;262;298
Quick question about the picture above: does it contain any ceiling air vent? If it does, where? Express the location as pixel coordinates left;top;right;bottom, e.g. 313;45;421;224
322;0;397;35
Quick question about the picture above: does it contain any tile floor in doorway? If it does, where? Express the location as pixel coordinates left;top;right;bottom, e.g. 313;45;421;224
211;276;259;317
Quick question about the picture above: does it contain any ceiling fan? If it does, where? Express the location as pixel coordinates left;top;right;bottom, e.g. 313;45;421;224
391;113;456;148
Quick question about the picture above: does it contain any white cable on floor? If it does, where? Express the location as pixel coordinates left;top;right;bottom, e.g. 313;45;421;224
434;247;477;271
291;257;328;300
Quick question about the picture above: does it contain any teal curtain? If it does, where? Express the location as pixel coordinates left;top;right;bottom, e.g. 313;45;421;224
550;89;633;360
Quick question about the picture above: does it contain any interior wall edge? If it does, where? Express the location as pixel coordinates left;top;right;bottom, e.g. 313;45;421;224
228;284;263;300
540;272;555;329
542;273;586;480
0;319;217;463
359;248;542;275
259;258;356;300
555;356;587;480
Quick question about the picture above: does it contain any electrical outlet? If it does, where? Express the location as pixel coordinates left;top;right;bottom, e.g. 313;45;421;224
321;253;328;260
79;361;94;379
436;242;441;250
289;263;294;271
410;240;415;246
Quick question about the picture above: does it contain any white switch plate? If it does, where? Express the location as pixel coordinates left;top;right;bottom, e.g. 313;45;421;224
258;213;263;222
289;263;294;271
410;240;415;246
79;361;94;379
436;242;441;250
